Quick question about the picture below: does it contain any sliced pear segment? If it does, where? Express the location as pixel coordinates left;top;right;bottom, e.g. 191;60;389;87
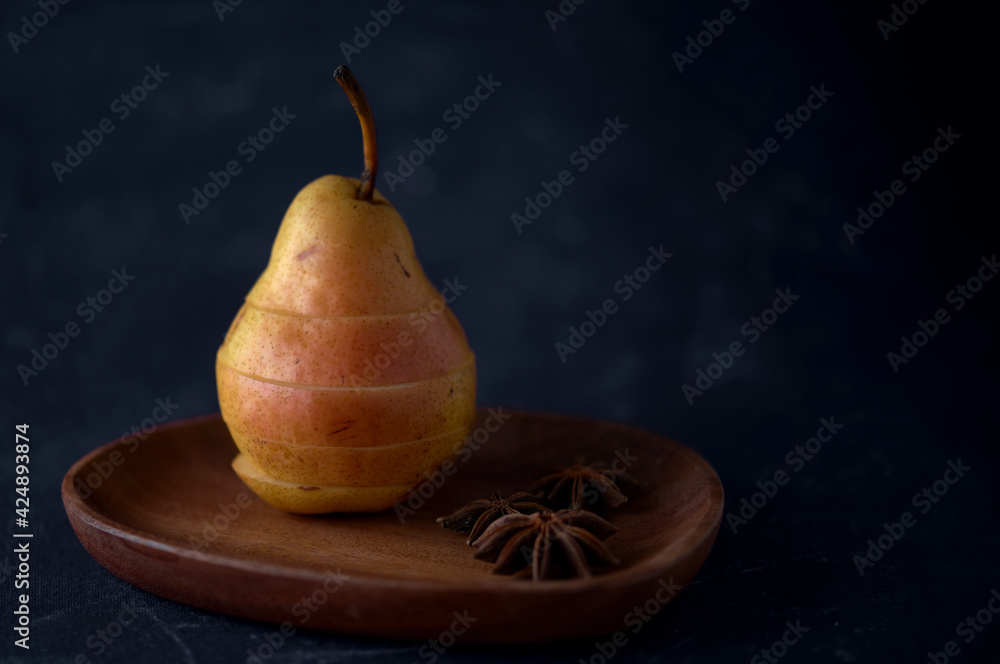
218;302;472;387
245;176;443;317
232;453;412;514
216;357;476;448
229;426;470;486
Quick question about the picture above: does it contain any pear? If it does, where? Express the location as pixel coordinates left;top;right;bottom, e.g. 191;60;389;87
216;66;476;514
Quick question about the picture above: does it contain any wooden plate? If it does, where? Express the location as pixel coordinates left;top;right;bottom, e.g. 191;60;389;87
62;409;723;643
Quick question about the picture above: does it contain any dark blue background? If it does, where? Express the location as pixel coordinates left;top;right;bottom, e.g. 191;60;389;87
1;0;997;662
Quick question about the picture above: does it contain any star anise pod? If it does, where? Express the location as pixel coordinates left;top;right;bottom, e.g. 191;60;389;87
436;491;548;544
471;509;619;581
530;460;637;511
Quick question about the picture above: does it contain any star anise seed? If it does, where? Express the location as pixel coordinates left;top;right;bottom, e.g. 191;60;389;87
471;509;619;581
436;491;548;544
530;460;637;511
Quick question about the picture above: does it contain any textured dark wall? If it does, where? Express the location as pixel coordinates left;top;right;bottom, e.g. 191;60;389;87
1;0;997;662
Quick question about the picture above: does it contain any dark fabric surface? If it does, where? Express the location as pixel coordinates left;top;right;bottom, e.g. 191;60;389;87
1;0;997;662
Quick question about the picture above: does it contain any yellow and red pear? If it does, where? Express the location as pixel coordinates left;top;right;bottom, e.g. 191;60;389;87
216;67;475;513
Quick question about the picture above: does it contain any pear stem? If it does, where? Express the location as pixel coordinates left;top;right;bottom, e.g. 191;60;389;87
334;65;378;203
